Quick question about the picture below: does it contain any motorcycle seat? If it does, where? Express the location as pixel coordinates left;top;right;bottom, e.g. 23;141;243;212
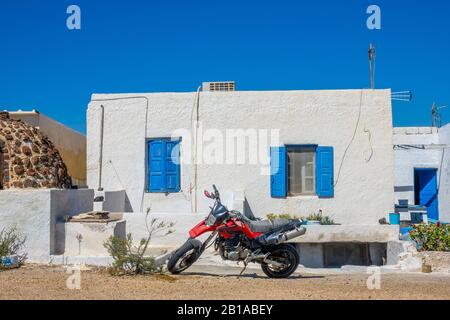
248;219;296;233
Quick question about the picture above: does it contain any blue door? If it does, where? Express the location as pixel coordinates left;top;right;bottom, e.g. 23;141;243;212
148;139;181;193
415;169;439;220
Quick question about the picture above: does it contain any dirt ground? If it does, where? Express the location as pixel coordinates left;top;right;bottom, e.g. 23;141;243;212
1;264;450;300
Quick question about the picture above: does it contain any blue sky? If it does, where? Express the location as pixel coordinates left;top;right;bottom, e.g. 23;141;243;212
0;0;449;134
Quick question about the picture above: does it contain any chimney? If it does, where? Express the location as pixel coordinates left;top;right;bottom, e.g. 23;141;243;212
0;111;10;121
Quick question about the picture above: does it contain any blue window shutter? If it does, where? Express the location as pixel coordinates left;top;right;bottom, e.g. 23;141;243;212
165;140;181;192
270;147;287;198
148;140;165;192
316;146;334;198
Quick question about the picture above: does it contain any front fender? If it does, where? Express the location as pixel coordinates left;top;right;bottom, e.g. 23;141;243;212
188;220;216;238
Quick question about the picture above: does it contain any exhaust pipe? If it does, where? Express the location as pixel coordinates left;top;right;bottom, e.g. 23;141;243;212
279;227;306;243
261;226;307;245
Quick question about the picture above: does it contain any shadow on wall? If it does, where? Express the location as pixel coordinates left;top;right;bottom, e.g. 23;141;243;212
125;193;133;212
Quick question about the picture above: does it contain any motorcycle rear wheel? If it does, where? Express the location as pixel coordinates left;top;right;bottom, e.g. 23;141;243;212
261;244;299;279
167;239;202;274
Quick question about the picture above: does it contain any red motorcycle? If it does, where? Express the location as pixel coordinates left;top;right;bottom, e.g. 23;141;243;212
168;185;306;278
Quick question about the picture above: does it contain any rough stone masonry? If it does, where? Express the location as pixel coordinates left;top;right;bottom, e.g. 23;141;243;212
0;111;70;189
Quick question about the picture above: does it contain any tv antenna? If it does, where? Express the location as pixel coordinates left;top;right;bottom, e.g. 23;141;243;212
368;43;376;89
391;91;413;102
431;102;448;128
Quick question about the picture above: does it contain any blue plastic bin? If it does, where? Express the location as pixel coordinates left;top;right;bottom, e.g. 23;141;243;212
400;227;413;235
389;213;400;225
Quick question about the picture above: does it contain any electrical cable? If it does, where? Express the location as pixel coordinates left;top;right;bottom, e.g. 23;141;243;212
189;86;202;213
364;127;374;162
107;159;125;190
334;89;364;187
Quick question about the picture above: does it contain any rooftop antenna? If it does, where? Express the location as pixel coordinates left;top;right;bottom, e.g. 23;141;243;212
391;91;413;102
432;102;448;128
368;43;376;89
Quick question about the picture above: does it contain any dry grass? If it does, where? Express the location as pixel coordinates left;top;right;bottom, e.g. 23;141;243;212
1;264;450;300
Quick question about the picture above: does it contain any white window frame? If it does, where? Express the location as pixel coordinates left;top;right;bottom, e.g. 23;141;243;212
286;146;316;196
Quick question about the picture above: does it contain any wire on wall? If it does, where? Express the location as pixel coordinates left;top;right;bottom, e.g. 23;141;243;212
334;89;364;187
364;127;374;162
107;159;125;190
190;86;202;213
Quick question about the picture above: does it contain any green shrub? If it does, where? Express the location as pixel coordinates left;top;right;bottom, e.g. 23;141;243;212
266;213;294;221
104;210;174;275
409;223;450;252
306;211;336;225
0;226;27;269
104;233;159;275
266;212;336;225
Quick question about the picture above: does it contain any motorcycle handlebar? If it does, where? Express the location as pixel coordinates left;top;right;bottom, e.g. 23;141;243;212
212;184;219;198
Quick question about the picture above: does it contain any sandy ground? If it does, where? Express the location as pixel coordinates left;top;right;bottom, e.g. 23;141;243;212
1;264;450;300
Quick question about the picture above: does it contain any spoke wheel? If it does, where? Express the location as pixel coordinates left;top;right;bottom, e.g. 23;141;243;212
167;239;202;274
261;244;299;279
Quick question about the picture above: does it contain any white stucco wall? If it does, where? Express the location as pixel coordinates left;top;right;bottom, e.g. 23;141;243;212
0;189;94;262
56;220;126;256
87;89;394;225
393;125;450;222
0;190;52;262
438;125;450;222
393;127;441;206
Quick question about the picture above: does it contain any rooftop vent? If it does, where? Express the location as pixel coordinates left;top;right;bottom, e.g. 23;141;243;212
202;81;235;92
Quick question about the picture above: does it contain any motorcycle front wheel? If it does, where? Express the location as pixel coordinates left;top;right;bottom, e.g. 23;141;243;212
167;239;202;274
261;244;299;278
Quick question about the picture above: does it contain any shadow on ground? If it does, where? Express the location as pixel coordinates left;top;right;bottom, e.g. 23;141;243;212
182;270;325;280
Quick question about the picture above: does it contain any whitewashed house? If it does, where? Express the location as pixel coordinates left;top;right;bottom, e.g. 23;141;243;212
86;86;400;267
393;125;450;223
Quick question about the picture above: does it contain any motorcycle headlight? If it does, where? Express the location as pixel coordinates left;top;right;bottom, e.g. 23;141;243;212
205;213;217;226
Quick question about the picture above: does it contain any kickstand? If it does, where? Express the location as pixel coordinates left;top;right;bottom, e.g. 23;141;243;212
238;261;248;279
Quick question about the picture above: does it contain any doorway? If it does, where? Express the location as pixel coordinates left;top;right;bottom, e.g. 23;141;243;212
414;168;439;220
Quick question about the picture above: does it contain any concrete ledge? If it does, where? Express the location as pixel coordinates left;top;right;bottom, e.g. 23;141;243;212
49;255;113;266
55;220;126;256
49;252;170;267
290;225;400;243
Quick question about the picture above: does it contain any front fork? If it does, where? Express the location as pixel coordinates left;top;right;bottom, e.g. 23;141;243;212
200;231;218;253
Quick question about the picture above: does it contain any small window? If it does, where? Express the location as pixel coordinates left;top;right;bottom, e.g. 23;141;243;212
270;145;334;198
287;147;316;196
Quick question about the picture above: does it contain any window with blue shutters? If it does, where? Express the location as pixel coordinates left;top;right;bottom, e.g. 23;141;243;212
270;147;287;198
270;145;334;198
315;146;334;198
147;138;181;193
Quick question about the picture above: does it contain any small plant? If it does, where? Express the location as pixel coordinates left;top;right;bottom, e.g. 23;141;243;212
410;223;450;252
306;210;335;225
104;208;175;275
0;226;27;270
266;213;295;221
266;211;335;225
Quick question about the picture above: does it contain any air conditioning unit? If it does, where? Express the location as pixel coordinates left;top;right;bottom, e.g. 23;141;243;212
202;81;235;92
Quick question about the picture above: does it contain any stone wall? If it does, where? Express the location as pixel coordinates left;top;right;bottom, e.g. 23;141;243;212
0;112;70;189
